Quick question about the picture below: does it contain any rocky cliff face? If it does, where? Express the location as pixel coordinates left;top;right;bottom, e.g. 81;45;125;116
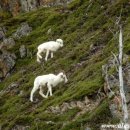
0;22;32;81
0;0;73;16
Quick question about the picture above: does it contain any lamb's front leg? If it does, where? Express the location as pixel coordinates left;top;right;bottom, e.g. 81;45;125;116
47;83;53;96
39;86;48;98
45;50;49;61
37;51;42;63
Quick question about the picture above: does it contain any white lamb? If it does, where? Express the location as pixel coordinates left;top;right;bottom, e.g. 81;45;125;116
37;39;63;63
30;72;68;102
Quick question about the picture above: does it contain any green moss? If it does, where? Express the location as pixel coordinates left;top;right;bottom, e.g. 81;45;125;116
62;100;111;130
0;11;11;23
67;0;81;10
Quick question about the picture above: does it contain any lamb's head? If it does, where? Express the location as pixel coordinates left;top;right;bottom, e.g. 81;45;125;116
58;72;68;83
56;39;63;47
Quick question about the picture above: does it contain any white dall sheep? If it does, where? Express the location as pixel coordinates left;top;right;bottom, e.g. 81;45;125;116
37;39;63;63
30;72;68;102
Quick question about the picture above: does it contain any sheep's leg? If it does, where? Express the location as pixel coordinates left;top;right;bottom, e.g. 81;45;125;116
30;85;39;102
37;50;43;63
39;86;48;98
46;89;50;97
51;52;53;58
45;50;49;61
45;83;49;97
47;84;52;96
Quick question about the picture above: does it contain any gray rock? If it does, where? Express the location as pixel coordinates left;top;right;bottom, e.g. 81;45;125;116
7;83;19;91
108;75;119;88
109;103;117;116
50;106;60;114
13;23;32;39
61;103;70;112
2;37;15;49
109;103;121;119
55;106;61;113
0;27;6;40
0;51;16;78
11;125;30;130
76;101;85;109
70;101;77;108
19;45;26;58
20;0;37;12
84;96;90;105
0;82;20;95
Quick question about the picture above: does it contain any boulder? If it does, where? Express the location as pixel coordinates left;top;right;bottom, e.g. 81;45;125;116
2;37;15;49
13;22;32;39
61;102;70;112
84;96;90;105
11;125;30;130
20;0;38;12
0;82;20;96
49;106;60;114
0;51;16;79
19;45;26;58
76;101;85;109
70;101;77;108
109;102;122;119
109;103;118;117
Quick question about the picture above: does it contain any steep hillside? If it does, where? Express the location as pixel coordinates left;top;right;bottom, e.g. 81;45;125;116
0;0;130;130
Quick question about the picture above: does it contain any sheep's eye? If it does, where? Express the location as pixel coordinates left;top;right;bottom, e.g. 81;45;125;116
61;75;64;79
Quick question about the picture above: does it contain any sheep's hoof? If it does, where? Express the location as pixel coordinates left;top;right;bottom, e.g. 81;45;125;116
45;59;48;62
30;100;33;102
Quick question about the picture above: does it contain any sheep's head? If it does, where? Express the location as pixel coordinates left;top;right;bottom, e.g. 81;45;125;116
56;39;63;47
58;72;68;83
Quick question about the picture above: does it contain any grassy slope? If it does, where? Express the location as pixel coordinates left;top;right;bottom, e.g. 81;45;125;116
0;0;130;129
